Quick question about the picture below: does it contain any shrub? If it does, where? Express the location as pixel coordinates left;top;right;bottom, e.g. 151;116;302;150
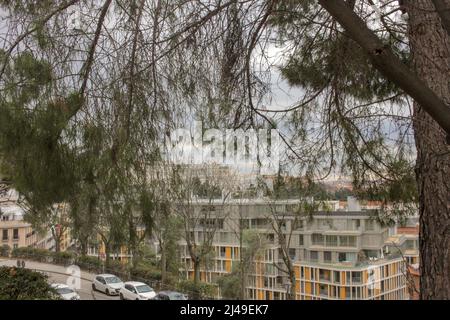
217;274;241;299
0;244;10;257
0;266;58;300
130;265;162;282
76;255;102;273
177;279;217;300
11;247;50;262
51;251;76;265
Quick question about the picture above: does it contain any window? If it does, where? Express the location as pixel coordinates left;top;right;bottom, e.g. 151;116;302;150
338;252;357;262
125;284;136;293
2;229;7;241
326;235;338;247
310;251;318;262
289;248;296;260
13;229;19;240
333;271;340;284
298;234;304;246
324;251;332;263
345;287;351;298
405;240;415;249
312;233;324;246
319;284;328;296
352;271;362;284
319;269;331;282
339;236;356;247
220;247;226;258
353;219;361;229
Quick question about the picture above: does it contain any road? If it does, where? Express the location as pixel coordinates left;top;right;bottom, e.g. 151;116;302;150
0;258;119;300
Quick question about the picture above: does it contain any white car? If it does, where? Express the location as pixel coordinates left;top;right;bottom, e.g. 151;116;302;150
119;282;156;300
92;274;124;296
51;283;80;300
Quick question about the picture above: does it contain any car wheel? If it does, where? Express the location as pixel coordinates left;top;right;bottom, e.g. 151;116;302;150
92;284;96;291
120;293;124;300
106;289;110;296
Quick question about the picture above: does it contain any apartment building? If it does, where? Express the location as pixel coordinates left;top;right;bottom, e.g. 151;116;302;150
178;198;409;300
0;203;40;250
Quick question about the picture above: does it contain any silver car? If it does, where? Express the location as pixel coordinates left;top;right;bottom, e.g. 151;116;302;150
92;274;124;296
51;283;80;300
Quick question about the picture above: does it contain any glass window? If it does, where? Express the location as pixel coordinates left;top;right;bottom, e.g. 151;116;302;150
57;287;74;295
2;229;7;241
289;248;296;260
352;271;362;284
319;269;331;281
312;233;324;246
333;271;340;283
319;284;328;296
324;251;332;262
136;285;153;293
340;236;356;247
105;276;121;284
13;229;19;240
326;235;338;247
310;251;318;262
298;234;304;246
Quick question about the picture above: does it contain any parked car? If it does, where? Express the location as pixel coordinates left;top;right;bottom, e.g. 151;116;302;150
119;282;156;300
151;291;188;300
92;274;124;296
51;283;80;300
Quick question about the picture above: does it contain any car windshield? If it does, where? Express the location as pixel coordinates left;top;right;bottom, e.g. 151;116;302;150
168;292;186;300
57;287;74;295
136;285;153;293
105;277;121;284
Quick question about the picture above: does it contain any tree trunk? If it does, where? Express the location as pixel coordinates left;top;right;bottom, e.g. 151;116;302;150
406;0;450;299
80;236;88;256
193;256;201;299
105;242;111;269
160;243;167;285
55;238;61;253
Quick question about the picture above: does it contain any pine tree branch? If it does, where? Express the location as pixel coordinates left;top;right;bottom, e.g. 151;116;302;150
318;0;450;138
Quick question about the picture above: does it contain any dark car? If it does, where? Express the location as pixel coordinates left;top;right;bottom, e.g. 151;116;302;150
152;291;188;300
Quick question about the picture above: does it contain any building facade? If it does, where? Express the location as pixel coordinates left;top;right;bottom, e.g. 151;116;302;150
0;203;40;250
178;199;410;300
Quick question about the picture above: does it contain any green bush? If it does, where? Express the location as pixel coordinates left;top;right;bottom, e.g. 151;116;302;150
0;266;58;300
217;274;241;299
76;255;102;272
130;265;162;282
177;279;217;300
51;251;76;265
0;244;10;257
11;247;50;262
